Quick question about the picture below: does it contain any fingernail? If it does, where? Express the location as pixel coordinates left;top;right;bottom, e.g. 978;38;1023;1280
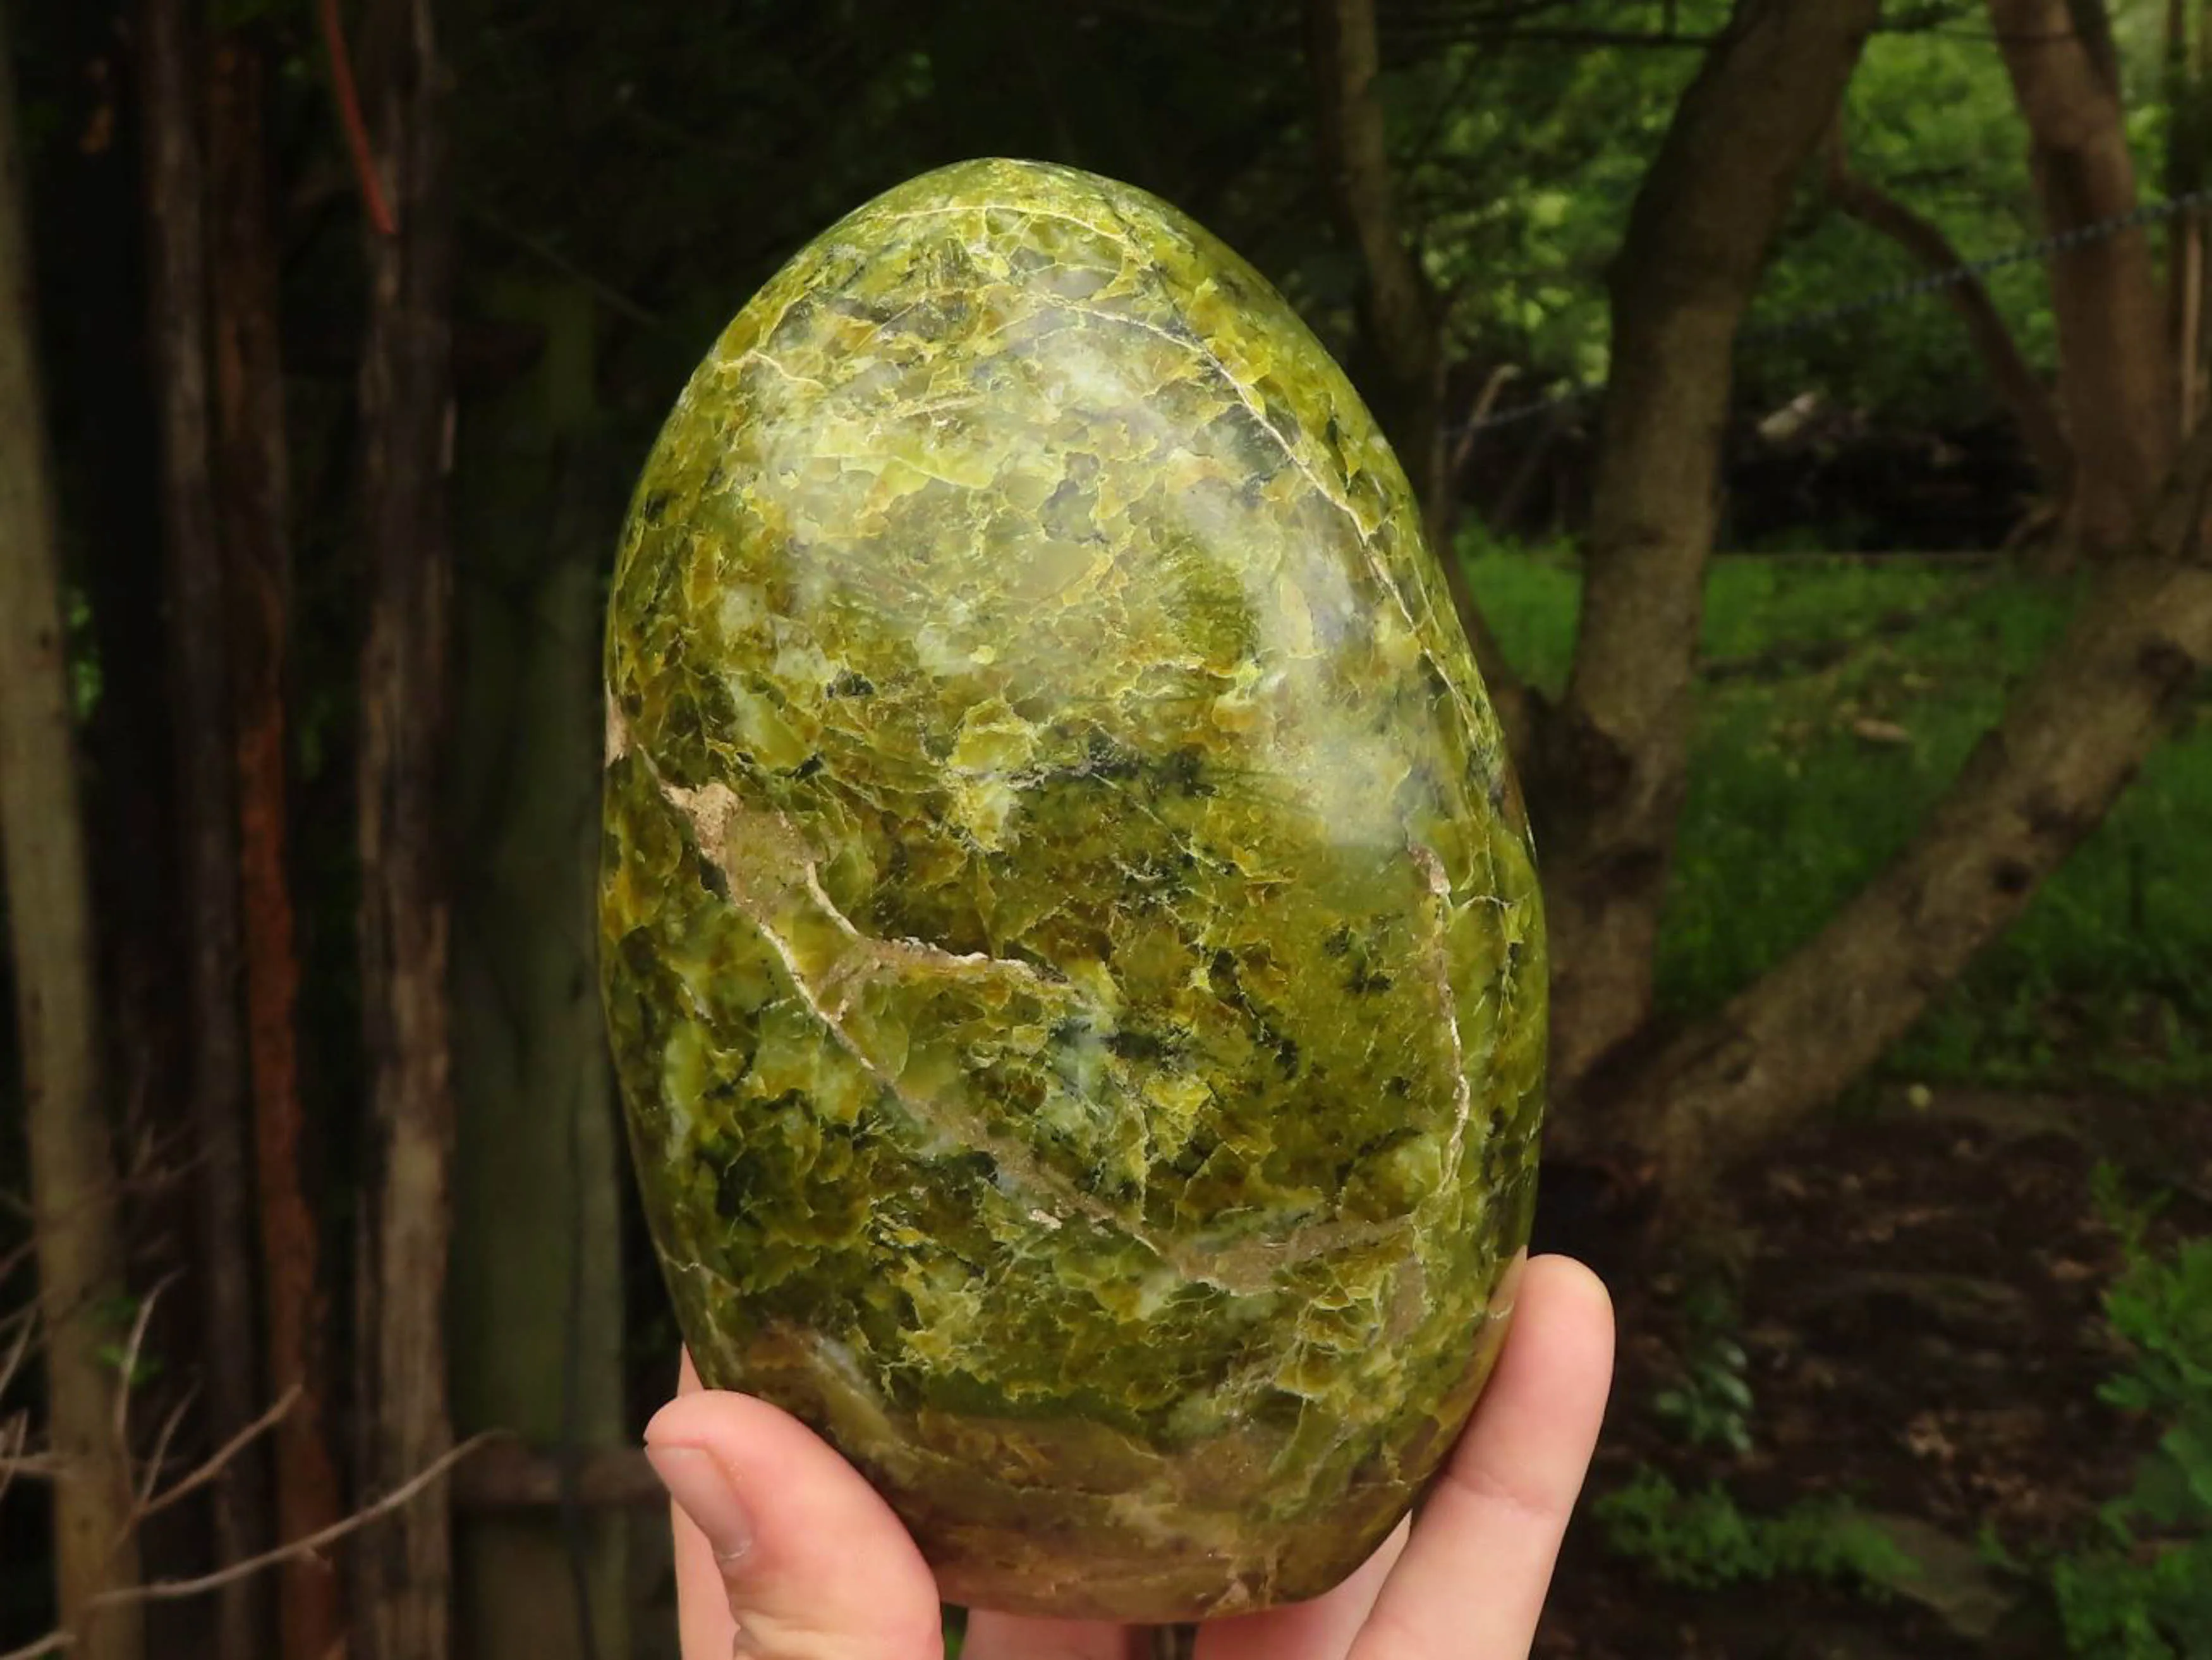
647;1444;755;1566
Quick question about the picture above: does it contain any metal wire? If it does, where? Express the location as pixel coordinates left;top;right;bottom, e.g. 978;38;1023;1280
1459;185;2212;435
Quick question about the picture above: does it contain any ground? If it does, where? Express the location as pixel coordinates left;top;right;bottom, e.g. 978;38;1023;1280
1535;1085;2212;1659
1476;548;2212;1658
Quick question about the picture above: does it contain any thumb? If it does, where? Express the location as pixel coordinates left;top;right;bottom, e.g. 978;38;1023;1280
647;1355;944;1659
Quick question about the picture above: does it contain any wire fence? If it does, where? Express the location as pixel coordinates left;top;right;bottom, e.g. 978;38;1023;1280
1461;185;2212;435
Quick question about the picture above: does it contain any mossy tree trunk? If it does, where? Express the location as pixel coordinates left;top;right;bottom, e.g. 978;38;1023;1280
449;277;629;1660
0;6;147;1651
138;3;272;1651
206;25;349;1657
352;0;459;1652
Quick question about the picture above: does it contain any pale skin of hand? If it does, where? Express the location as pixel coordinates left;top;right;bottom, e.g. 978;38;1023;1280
646;1252;1615;1660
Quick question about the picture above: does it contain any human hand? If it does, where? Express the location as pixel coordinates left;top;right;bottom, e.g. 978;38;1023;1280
646;1252;1613;1659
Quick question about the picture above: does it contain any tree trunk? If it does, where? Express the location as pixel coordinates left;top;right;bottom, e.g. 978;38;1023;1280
1306;0;1445;522
351;0;458;1655
137;4;273;1654
1825;122;2075;502
2170;0;2206;434
1622;416;2212;1191
1991;0;2173;557
1304;0;1531;750
451;278;629;1660
206;30;350;1660
1540;0;1881;1116
2200;0;2212;432
0;8;147;1652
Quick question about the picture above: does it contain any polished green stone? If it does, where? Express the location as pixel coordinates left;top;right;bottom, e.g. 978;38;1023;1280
600;157;1544;1621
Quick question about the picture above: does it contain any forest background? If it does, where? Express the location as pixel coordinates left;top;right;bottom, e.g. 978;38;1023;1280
5;1;2212;1656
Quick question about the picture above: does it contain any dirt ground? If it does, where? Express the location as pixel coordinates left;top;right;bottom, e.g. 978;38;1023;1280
1531;1087;2212;1660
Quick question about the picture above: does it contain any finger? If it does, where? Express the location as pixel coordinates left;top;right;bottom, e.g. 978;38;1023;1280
1195;1514;1409;1660
648;1352;944;1660
1347;1254;1613;1660
961;1611;1147;1660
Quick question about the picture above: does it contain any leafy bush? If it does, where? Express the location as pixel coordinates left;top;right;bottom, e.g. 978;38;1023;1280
2049;1172;2212;1659
1593;1468;1917;1593
1653;1278;1756;1456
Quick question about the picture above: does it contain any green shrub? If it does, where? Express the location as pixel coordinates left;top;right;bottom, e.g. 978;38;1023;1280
1653;1278;1756;1456
2049;1171;2212;1659
1593;1467;1917;1593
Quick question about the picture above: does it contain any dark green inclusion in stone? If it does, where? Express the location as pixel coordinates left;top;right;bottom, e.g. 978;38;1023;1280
600;157;1545;1621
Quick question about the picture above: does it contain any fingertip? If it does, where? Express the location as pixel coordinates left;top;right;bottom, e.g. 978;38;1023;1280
1523;1250;1611;1307
643;1376;784;1453
1492;1254;1616;1431
648;1384;942;1659
1521;1254;1616;1352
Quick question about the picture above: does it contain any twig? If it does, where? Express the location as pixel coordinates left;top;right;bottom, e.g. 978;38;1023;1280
0;1298;33;1400
0;1409;31;1504
0;1632;74;1660
317;0;396;236
88;1431;507;1609
131;1387;200;1514
137;1384;297;1524
107;1272;174;1461
466;202;665;329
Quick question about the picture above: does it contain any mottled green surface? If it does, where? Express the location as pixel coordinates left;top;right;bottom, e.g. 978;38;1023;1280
600;157;1545;1619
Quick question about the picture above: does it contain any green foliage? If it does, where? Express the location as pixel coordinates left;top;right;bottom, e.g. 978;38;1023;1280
2048;1171;2212;1659
1464;547;2212;1095
1653;1278;1757;1456
88;1291;163;1391
1594;1467;1918;1592
64;585;99;724
1397;12;1712;391
1750;25;2053;421
440;0;2134;440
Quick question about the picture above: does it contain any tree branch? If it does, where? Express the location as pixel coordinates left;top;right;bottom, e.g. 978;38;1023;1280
92;1434;504;1610
1990;0;2170;554
137;1387;300;1525
319;0;396;235
1542;0;1883;1102
1824;119;2075;499
1631;415;2212;1191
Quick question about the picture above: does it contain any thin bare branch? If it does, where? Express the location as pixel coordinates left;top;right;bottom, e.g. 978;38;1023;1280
0;1409;33;1504
138;1384;299;1525
107;1272;176;1463
131;1388;199;1514
0;1297;34;1400
90;1432;507;1610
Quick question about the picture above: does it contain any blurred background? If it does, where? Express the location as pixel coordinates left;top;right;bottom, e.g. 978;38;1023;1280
3;1;2210;1656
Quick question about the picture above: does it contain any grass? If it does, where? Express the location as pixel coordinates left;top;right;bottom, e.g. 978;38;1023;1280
1463;541;2212;1097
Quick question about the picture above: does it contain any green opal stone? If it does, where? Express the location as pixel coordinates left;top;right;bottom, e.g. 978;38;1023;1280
600;157;1545;1621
